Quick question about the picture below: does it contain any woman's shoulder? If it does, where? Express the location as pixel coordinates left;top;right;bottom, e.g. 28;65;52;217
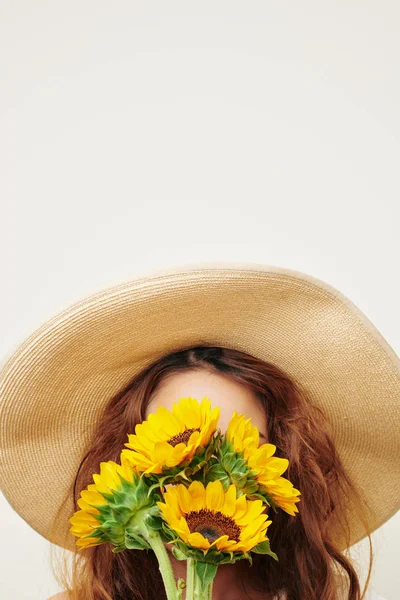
47;593;69;600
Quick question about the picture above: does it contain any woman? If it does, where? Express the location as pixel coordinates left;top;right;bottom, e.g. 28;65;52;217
51;344;374;599
0;263;397;599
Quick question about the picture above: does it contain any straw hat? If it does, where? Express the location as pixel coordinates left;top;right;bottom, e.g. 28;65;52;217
0;261;399;554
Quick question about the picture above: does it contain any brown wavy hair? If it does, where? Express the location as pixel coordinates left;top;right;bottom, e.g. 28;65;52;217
49;344;375;600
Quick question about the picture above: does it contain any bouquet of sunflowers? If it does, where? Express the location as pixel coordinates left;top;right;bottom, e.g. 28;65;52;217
69;397;301;599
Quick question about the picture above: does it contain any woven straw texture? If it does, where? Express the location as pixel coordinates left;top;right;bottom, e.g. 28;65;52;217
0;262;399;553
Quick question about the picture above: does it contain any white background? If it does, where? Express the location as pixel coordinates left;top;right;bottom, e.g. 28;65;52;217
0;2;399;599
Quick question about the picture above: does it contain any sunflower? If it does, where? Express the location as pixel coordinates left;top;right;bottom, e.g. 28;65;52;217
121;396;220;475
69;454;152;551
68;485;105;549
224;411;301;516
157;479;273;557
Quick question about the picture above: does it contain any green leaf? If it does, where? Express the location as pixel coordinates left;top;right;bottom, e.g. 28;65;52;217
246;491;270;505
247;481;280;512
172;542;211;564
175;466;191;481
206;463;226;478
205;464;230;489
232;457;247;473
213;550;233;564
219;437;234;455
143;514;163;530
195;561;218;592
221;452;236;472
160;522;179;542
135;477;152;505
216;551;245;565
171;546;188;561
147;481;162;496
252;540;279;561
125;530;150;550
190;457;207;475
78;528;104;542
152;492;163;504
91;503;112;521
125;539;148;550
101;520;123;537
204;443;216;462
242;480;258;495
231;472;247;487
111;544;126;553
99;490;115;503
112;505;134;524
107;489;126;505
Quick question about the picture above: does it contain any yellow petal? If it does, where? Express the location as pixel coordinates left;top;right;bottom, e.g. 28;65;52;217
134;422;163;443
155;406;183;437
187;430;201;448
98;462;121;491
199;397;211;423
188;480;206;511
235;499;264;526
240;514;268;539
173;397;201;429
153;441;174;464
147;413;171;440
233;494;248;520
166;443;187;467
177;484;191;514
77;498;100;515
173;516;191;542
226;411;239;438
158;502;181;527
76;536;102;548
69;510;100;526
255;443;277;461
205;480;224;512
119;449;155;474
187;532;210;550
70;524;94;536
209;534;229;549
215;536;238;551
117;454;136;483
222;484;237;517
159;486;181;518
81;489;107;507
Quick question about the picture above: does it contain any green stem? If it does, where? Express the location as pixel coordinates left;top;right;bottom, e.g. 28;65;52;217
186;559;215;600
142;528;179;600
205;580;214;600
186;558;196;599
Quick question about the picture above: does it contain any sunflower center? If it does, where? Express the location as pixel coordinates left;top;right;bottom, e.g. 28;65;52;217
168;428;200;447
186;509;240;543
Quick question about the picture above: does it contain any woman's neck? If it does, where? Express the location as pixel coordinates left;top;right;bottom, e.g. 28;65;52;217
167;550;274;599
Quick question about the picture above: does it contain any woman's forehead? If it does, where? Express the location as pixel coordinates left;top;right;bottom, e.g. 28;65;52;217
146;369;267;438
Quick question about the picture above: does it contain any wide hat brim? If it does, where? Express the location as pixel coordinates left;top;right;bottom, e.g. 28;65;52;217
0;261;399;553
